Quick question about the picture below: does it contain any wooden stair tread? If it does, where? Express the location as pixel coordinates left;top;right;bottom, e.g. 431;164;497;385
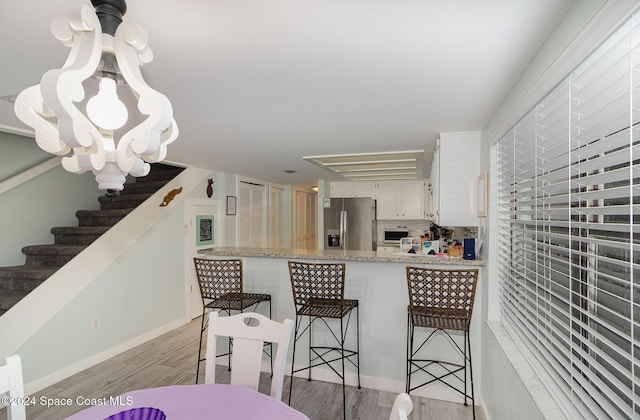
0;289;29;310
51;226;111;233
21;244;86;254
0;265;60;279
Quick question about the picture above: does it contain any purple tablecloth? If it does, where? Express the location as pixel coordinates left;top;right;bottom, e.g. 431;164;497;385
64;384;310;420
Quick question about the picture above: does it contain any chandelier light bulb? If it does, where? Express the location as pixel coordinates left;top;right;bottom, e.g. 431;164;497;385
86;77;128;130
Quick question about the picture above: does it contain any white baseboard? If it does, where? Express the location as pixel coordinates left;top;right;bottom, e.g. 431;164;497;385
212;358;479;406
25;318;189;396
286;363;470;404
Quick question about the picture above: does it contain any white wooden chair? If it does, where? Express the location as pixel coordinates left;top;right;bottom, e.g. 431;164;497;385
205;311;293;401
0;354;26;420
389;393;413;420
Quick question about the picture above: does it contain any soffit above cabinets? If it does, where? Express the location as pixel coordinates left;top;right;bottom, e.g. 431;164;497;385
303;150;426;181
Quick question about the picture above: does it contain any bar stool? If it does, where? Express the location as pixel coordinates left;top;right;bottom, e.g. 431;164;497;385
193;258;271;384
287;261;361;420
405;266;478;419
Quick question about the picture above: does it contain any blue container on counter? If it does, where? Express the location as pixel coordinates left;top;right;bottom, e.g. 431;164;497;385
463;238;476;260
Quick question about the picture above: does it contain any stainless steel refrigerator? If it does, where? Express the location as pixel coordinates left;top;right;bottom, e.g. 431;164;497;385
324;197;377;251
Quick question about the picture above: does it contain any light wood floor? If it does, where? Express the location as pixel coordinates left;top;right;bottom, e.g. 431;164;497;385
3;317;484;420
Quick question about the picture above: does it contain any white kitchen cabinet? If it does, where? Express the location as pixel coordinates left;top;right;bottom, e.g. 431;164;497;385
425;180;433;220
402;181;424;219
375;180;426;220
375;182;400;219
330;180;427;219
330;182;352;197
428;147;439;221
431;131;480;226
330;181;375;198
354;182;375;197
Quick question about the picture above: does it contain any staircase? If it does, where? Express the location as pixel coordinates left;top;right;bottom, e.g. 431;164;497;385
0;163;184;316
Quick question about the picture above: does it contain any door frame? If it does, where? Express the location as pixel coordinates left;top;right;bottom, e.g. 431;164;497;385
184;198;222;319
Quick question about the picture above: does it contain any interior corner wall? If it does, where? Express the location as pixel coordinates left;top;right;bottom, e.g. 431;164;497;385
224;174;238;245
481;328;541;420
0;142;101;266
199;170;239;246
0;131;51;180
15;203;186;384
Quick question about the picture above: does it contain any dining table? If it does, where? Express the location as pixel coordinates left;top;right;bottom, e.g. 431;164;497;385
64;383;310;419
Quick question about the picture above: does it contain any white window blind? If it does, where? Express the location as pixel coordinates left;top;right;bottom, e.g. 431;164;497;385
497;12;639;420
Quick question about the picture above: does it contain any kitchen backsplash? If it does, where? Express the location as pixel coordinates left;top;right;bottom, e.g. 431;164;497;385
377;220;477;245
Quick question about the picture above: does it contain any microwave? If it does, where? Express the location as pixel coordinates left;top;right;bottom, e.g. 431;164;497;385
383;226;410;245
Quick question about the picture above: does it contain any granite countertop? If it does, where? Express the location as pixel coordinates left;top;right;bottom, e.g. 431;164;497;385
197;247;486;266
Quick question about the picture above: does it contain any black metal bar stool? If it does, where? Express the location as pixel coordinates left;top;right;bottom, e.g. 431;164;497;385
287;261;361;420
405;266;479;419
193;257;271;384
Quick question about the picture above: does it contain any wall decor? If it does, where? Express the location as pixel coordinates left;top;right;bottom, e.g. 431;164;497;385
196;215;214;246
226;196;237;215
159;187;183;207
206;179;214;198
477;172;488;217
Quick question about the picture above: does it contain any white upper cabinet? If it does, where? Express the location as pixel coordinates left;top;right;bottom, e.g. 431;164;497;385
374;180;426;220
354;182;376;198
329;180;427;220
374;182;400;219
399;181;425;219
428;147;439;221
431;131;480;227
330;181;375;198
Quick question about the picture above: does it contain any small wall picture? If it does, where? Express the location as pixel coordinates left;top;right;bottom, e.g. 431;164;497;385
226;196;237;215
196;215;214;246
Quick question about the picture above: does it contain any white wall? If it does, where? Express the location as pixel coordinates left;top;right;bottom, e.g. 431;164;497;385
224;173;238;245
0;167;211;392
17;207;186;382
0;132;100;266
2;164;304;393
0;131;50;180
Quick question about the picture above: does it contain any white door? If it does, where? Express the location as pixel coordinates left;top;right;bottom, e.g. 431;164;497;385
238;180;266;247
269;184;285;248
294;188;317;249
184;199;221;319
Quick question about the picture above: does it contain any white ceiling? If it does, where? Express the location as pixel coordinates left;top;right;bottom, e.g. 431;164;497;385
0;0;574;187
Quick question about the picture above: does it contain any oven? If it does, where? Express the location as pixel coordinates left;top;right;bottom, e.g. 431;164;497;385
383;226;410;245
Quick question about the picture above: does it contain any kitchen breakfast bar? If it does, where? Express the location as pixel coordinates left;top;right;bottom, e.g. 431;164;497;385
197;247;486;403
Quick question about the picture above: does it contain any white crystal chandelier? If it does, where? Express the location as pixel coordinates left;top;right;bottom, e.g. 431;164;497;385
14;0;178;198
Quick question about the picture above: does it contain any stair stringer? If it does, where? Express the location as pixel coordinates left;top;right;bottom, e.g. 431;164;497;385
0;166;211;375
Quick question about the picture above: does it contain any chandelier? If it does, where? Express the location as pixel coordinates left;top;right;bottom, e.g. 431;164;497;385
14;0;178;198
